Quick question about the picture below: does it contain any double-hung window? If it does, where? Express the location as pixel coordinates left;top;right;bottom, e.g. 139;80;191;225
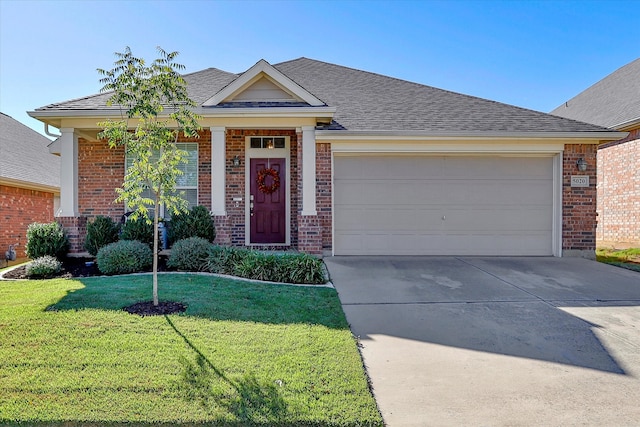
124;143;198;219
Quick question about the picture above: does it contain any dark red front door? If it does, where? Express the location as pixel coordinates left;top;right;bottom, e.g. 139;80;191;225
250;158;286;244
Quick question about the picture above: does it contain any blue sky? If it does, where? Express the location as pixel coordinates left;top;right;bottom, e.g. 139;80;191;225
1;0;638;136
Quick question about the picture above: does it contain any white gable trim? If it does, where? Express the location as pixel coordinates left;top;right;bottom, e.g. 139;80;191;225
203;59;325;107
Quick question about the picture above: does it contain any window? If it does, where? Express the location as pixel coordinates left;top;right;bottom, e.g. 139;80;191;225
124;143;198;218
250;137;286;149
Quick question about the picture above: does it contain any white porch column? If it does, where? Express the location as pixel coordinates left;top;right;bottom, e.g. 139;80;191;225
301;126;317;215
211;127;226;215
58;128;78;216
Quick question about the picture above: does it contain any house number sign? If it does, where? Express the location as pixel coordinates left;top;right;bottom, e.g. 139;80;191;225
571;175;589;187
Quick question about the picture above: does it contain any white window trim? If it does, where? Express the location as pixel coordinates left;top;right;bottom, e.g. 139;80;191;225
124;142;199;218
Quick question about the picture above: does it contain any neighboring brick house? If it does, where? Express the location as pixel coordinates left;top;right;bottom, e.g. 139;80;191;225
551;58;639;247
28;58;624;258
0;112;60;259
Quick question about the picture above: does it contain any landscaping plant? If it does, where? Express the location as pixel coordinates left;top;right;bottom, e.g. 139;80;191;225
167;237;213;272
84;215;120;256
96;240;153;275
120;216;154;247
207;246;326;284
168;205;216;245
25;222;69;260
25;255;62;279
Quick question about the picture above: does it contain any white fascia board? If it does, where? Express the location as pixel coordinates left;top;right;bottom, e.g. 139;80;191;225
330;141;566;154
612;117;640;131
29;106;336;119
203;59;325;107
0;177;60;194
315;130;628;141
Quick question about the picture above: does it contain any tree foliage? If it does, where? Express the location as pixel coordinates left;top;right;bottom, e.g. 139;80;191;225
97;46;201;305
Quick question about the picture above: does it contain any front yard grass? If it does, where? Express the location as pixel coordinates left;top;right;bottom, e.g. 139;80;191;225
596;247;640;272
0;274;382;426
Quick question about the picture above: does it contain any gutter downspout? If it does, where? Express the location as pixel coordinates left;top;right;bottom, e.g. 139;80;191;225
45;123;61;138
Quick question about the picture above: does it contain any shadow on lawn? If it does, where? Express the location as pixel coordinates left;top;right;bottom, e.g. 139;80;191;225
46;274;347;329
166;316;288;423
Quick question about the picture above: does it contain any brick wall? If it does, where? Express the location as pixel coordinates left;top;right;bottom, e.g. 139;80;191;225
69;131;213;252
0;184;56;258
316;143;332;250
596;127;640;246
563;144;598;252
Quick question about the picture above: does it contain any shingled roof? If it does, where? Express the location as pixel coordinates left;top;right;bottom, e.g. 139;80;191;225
0;113;60;191
550;58;640;130
32;57;613;134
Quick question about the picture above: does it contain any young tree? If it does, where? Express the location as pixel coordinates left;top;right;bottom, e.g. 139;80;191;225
98;47;201;306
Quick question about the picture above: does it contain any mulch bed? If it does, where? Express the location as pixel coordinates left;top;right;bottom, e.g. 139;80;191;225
123;301;187;316
2;257;186;316
2;256;169;280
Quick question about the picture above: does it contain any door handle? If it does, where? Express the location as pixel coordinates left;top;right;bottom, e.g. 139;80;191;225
250;198;254;217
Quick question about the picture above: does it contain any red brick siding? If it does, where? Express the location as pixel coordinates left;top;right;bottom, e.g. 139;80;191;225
316;143;332;250
70;132;213;252
0;184;55;258
57;216;87;255
563;144;598;251
78;138;125;221
597;127;640;245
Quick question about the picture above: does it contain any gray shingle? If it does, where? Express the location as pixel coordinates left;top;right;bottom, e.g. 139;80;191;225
275;57;610;132
0;113;60;189
550;58;640;129
34;58;611;134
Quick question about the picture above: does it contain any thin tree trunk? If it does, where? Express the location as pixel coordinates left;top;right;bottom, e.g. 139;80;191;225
153;195;159;306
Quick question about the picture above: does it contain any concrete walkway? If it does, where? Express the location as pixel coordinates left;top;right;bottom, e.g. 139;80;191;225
325;256;640;426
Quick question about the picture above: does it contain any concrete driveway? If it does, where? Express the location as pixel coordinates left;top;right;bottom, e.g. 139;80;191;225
324;257;640;426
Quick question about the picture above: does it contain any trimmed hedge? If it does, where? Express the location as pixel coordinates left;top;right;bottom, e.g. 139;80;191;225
96;240;153;275
167;237;214;272
25;222;69;260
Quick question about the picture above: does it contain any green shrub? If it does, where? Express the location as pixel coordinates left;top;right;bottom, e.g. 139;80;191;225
206;245;251;275
121;216;154;247
26;255;62;279
96;240;153;275
25;222;69;260
167;237;214;271
206;247;326;284
278;253;326;284
168;205;215;245
234;252;280;282
85;216;120;256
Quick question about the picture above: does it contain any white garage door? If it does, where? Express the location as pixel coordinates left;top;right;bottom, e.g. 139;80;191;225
334;155;554;256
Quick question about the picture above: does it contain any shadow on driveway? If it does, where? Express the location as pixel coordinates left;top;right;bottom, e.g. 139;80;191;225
326;256;640;375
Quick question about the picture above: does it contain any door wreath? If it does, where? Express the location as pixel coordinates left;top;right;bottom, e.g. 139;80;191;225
256;167;281;194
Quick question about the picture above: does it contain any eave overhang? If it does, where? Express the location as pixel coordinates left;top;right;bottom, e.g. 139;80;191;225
0;177;60;194
315;129;628;142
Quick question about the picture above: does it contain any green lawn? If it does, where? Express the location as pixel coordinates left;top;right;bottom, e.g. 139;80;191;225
596;247;640;272
0;274;382;426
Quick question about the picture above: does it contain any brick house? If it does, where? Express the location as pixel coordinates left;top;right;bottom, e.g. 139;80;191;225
1;112;60;259
28;58;624;258
551;58;640;247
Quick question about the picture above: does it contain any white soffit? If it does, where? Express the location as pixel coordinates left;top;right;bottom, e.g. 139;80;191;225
203;59;325;107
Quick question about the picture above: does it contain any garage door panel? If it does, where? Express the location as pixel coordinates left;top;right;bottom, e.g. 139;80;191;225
334;156;554;256
337;207;442;231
